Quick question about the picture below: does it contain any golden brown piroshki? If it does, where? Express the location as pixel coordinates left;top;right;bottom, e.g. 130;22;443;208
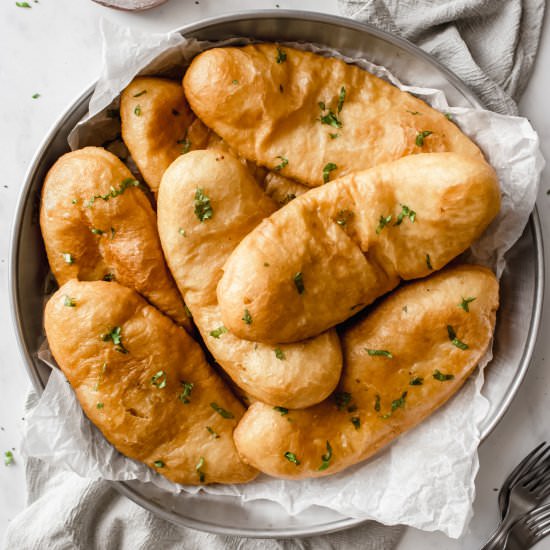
233;265;499;479
217;153;500;343
44;280;257;485
157;150;343;408
183;44;484;187
40;146;192;332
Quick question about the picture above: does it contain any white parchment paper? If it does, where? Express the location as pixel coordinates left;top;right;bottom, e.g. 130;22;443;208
21;19;544;538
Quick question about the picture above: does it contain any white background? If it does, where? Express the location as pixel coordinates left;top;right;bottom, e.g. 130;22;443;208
0;1;549;548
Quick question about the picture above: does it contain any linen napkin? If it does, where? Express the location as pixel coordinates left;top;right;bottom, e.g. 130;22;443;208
4;1;546;548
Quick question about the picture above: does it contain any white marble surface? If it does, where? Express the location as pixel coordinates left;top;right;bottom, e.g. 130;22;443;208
0;1;549;548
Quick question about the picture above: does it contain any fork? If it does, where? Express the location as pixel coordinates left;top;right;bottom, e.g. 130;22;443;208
481;451;550;549
498;442;550;519
504;503;550;549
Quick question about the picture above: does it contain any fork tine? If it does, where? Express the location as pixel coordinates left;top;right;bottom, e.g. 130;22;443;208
521;456;550;488
534;474;550;499
525;504;550;527
498;442;548;515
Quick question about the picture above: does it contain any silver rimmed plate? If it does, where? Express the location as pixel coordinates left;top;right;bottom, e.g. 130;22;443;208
9;10;544;538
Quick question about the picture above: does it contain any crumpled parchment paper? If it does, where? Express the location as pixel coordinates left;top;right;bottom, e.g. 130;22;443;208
21;19;544;539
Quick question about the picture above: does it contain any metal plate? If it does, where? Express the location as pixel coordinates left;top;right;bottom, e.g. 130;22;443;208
9;10;544;539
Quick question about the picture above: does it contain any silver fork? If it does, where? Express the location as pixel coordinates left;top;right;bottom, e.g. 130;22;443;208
481;452;550;549
504;503;550;549
498;443;550;519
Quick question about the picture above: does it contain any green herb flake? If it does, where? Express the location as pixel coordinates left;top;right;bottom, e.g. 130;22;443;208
71;198;78;204
433;369;455;381
210;402;234;419
194;188;213;222
374;394;381;412
447;325;469;350
323;162;337;183
274;348;286;360
87;177;141;207
154;460;165;468
151;370;167;389
274;155;288;171
178;381;194;403
334;391;352;411
63;295;76;308
134;105;142;116
242;309;252;325
96;402;104;409
445;113;453;121
293;271;305;294
329;133;339;139
319;108;342;129
231;79;239;85
335;209;354;227
4;451;14;466
376;214;392;235
281;193;296;205
179;138;191;154
206;426;220;439
210;326;228;339
459;297;476;312
101;326;127;354
407;110;421;115
31;92;40;98
276;47;287;63
415;130;433;147
366;349;393;358
318;441;333;471
16;2;31;7
337;86;346;113
284;451;300;465
410;377;424;386
91;228;104;235
394;204;416;225
196;456;205;482
133;90;147;97
351;417;361;429
184;305;192;319
62;252;74;264
426;254;433;270
274;406;289;416
178;228;186;237
103;273;115;282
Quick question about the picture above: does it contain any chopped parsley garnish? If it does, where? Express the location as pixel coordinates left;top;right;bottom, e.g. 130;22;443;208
329;133;339;139
394;204;416;225
179;138;191;154
96;402;104;409
407;110;421;115
334;391;351;411
274;406;289;416
134;105;142;116
196;456;205;482
62;252;74;264
63;295;76;307
293;272;305;294
210;326;228;339
445;113;453;121
210;402;234;419
376;214;392;235
337;86;346;113
284;451;300;465
318;441;333;471
391;391;407;412
276;47;287;63
16;2;31;7
351;417;361;429
426;254;433;270
151;371;167;389
194;188;213;222
32;93;40;99
410;377;424;386
274;155;288;171
415;130;433;146
184;305;192;319
91;228;104;235
101;326;127;353
71;198;78;204
433;369;455;381
323;162;337;183
459;297;476;312
231;79;239;85
274;348;285;360
447;325;469;350
206;426;220;439
103;273;115;282
178;381;194;403
133;90;147;97
319;110;341;129
335;209;353;227
366;349;393;358
374;394;381;412
178;228;186;237
154;460;165;468
4;451;14;466
87;177;141;206
242;309;252;324
281;193;296;205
